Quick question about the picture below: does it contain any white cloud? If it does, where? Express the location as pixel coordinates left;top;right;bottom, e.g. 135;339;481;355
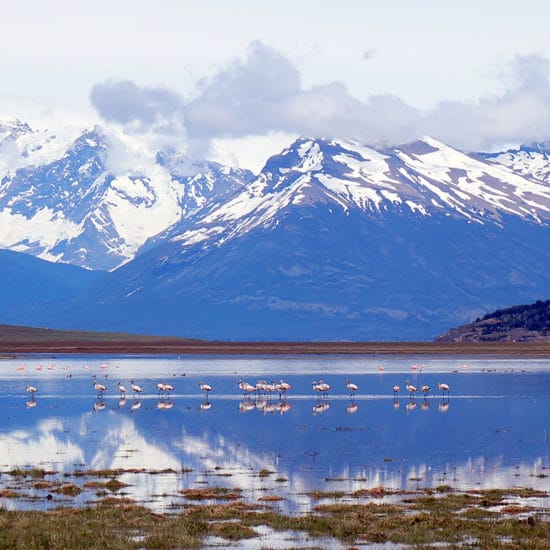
90;43;550;166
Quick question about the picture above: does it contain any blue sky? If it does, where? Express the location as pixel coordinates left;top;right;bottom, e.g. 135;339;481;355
2;0;550;169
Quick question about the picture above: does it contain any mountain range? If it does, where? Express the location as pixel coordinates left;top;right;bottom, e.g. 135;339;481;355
1;118;549;340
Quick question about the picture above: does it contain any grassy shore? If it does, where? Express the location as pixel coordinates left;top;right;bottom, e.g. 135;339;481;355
1;324;549;356
0;486;548;548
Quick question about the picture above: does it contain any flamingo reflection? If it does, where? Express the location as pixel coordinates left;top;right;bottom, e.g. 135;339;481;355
156;398;173;410
438;401;450;413
346;402;358;415
313;401;330;415
200;400;212;412
276;401;292;415
239;399;256;413
93;398;107;412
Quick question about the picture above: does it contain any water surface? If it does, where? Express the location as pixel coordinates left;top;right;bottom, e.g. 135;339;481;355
0;355;548;513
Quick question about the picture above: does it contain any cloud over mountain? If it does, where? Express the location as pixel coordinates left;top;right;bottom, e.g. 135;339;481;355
90;43;550;153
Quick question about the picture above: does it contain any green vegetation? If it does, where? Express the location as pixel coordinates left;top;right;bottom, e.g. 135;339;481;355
0;488;547;548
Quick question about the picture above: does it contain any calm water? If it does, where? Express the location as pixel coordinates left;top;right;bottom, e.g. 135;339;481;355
0;355;548;513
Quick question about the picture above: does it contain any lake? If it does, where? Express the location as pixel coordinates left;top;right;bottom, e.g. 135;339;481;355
0;354;548;514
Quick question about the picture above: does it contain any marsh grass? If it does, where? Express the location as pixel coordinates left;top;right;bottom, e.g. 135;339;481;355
180;487;242;501
0;488;547;548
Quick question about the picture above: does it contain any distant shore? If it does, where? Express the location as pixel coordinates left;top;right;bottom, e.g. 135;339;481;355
0;325;549;357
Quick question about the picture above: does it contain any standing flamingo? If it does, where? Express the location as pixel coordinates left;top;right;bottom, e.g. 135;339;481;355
438;382;450;397
93;378;106;396
118;382;126;396
312;380;330;397
312;380;324;397
345;379;359;397
275;379;291;398
130;380;143;396
421;385;430;398
393;384;400;397
405;380;417;399
199;381;212;397
26;384;38;397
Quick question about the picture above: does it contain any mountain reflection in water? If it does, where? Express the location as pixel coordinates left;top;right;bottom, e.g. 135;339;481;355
0;355;548;512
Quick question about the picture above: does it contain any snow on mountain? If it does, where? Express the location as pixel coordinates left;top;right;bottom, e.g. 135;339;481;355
480;142;550;185
0;120;253;270
2;123;550;340
168;136;550;256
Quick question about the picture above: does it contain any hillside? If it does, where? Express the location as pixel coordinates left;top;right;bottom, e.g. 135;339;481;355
436;300;550;342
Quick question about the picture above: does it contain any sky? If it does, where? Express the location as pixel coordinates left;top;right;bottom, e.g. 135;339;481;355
2;0;550;171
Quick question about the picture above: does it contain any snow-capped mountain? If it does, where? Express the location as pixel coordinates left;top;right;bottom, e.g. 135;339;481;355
2;121;550;340
157;136;550;256
13;134;548;341
0;120;253;270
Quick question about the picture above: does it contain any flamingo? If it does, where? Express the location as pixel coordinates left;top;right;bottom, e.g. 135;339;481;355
93;378;106;396
239;381;256;397
264;380;276;397
421;385;430;398
312;380;324;397
130;380;143;396
26;384;38;397
405;380;417;399
199;381;212;397
438;382;450;397
275;379;291;398
255;380;267;394
393;384;400;397
118;382;126;396
345;379;359;397
319;380;331;396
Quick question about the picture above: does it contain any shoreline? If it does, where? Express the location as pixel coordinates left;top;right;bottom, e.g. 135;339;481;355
1;340;550;357
1;325;549;356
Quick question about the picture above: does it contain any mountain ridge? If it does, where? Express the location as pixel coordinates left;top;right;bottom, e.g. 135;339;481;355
1;119;550;341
